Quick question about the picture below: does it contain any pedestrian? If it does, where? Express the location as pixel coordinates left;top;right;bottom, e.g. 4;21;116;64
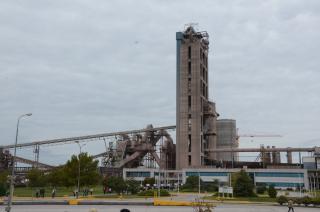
51;187;56;198
35;189;40;198
89;188;93;196
288;199;294;212
103;186;106;195
39;188;45;198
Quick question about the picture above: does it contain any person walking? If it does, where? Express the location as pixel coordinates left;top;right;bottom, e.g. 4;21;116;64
288;199;294;212
51;187;56;198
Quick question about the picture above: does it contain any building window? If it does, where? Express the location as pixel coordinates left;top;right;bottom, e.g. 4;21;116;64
186;172;228;177
188;78;191;93
202;83;205;97
188;155;191;166
201;135;203;152
255;172;304;178
188;134;191;152
205;71;208;83
188;95;191;110
188;61;191;75
188;46;191;59
188;114;191;131
126;171;151;178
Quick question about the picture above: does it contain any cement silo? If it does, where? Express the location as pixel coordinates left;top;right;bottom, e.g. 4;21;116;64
216;119;238;161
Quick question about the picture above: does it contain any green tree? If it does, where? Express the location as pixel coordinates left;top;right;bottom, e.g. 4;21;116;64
205;179;219;192
268;185;277;198
26;169;47;187
0;171;8;196
233;170;255;197
0;170;9;185
182;175;203;192
126;179;140;194
47;167;66;187
63;152;101;187
103;176;126;194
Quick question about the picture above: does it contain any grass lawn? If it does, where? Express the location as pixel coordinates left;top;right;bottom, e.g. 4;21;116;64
14;185;105;197
13;186;153;199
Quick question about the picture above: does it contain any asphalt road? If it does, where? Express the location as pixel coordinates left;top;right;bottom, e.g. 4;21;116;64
0;205;319;212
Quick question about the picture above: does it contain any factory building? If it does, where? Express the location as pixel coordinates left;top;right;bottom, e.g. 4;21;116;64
176;26;218;169
123;168;309;190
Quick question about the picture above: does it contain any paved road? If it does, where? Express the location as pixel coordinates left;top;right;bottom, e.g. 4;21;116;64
0;205;319;212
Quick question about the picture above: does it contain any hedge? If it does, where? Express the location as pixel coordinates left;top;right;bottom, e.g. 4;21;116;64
138;189;170;197
277;196;320;206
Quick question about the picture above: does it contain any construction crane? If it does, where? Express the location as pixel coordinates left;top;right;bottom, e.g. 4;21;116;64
236;134;283;144
236;128;282;141
238;134;283;138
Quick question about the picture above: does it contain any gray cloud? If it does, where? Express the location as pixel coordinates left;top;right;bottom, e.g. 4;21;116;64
1;0;319;164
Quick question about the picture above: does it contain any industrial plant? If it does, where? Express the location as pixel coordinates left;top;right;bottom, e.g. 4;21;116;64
0;25;319;191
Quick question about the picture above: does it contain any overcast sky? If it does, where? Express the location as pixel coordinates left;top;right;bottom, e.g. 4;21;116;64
1;0;319;165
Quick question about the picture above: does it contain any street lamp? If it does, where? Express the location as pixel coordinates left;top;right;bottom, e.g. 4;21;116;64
75;141;86;199
6;113;32;212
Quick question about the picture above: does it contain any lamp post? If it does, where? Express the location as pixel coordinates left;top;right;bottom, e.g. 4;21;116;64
75;141;86;199
6;113;32;212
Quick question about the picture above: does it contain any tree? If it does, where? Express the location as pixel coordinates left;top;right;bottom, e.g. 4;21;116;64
0;170;9;185
63;152;101;187
0;171;8;196
26;169;47;187
205;180;219;192
47;167;66;187
103;176;126;194
125;179;140;194
233;170;255;197
268;185;277;198
182;175;203;192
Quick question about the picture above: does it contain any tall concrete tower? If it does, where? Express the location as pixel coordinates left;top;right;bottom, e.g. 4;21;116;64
176;26;218;169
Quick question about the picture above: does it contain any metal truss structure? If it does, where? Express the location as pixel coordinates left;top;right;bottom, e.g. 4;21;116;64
0;125;176;171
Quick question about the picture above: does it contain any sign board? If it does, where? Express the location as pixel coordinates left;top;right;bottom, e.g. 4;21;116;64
219;186;233;194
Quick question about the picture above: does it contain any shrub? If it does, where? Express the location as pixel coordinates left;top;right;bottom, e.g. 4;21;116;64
301;196;312;207
294;197;302;205
277;195;287;205
138;189;170;197
268;185;277;198
256;186;267;194
311;198;320;206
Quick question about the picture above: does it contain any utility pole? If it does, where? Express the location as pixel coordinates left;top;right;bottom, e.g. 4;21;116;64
6;113;32;212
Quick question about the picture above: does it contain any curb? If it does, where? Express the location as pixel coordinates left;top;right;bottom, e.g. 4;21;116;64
0;201;153;206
